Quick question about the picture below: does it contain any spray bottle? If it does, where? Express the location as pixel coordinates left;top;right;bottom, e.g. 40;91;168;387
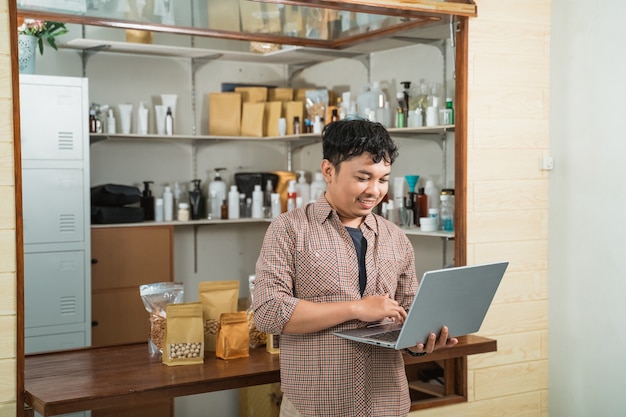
188;179;205;220
209;168;226;205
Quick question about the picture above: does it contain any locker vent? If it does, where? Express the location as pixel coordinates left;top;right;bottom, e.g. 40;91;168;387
59;214;76;233
58;131;75;151
60;296;77;316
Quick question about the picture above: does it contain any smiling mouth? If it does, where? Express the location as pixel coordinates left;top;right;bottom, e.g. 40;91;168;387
357;197;377;208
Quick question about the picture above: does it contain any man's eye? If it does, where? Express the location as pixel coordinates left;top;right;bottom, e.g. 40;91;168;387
379;178;389;183
357;177;369;182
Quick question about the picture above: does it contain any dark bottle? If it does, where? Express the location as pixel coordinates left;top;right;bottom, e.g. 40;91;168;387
89;109;97;133
221;199;228;220
293;116;301;134
188;179;205;220
416;187;428;226
140;181;155;221
331;108;340;122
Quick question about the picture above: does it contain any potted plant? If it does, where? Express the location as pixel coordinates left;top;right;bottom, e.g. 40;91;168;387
17;18;68;73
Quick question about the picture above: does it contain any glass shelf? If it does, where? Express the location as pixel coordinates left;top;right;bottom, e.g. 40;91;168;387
17;0;476;50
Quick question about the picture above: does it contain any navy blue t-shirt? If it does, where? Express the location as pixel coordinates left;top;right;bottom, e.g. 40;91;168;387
346;226;367;297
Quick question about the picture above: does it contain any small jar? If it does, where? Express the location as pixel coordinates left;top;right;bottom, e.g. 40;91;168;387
177;203;190;222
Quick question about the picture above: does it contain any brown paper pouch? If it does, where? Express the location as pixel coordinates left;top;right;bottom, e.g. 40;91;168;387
216;311;250;360
199;280;240;351
241;102;265;137
268;88;294;103
235;87;268;103
209;92;242;136
284;102;304;135
163;302;204;366
264;102;282;137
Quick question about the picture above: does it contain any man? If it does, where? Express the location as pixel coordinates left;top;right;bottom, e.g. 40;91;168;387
253;119;457;417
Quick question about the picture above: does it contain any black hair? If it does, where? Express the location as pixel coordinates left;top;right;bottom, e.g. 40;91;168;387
322;119;398;169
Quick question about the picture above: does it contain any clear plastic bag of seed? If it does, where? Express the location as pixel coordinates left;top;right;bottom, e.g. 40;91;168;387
139;282;184;355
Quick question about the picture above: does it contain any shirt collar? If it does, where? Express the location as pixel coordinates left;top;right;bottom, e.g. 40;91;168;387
313;196;380;235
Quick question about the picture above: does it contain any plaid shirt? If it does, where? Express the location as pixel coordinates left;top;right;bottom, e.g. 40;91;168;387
253;197;417;417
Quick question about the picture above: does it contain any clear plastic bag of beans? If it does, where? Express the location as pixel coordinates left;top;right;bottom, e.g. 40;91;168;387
139;282;184;355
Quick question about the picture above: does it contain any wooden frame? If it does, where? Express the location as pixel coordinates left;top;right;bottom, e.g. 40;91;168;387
9;3;474;416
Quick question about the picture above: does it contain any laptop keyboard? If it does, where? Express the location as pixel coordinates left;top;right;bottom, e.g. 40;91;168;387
367;329;401;343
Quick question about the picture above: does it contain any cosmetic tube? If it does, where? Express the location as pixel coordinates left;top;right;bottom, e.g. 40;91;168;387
118;104;133;134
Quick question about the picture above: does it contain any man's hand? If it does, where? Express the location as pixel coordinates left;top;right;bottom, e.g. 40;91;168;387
354;294;408;323
406;326;458;356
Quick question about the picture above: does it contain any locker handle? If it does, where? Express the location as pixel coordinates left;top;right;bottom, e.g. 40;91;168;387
91;258;98;264
92;321;99;327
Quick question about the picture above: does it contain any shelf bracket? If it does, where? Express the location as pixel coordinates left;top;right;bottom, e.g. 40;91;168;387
191;54;223;73
287;62;317;84
78;44;110;77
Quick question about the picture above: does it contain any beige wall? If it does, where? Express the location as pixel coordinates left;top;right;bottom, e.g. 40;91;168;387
0;0;17;415
410;1;551;416
0;1;550;416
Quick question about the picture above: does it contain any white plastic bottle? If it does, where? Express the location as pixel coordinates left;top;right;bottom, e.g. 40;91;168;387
287;180;297;211
251;184;264;219
162;185;173;221
424;180;439;210
208;190;220;220
309;171;326;203
370;81;389;127
295;170;310;205
228;185;240;219
208;168;227;210
313;116;323;134
270;193;281;219
107;108;116;134
154;198;164;222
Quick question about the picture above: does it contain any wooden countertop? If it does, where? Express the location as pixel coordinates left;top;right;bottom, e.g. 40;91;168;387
24;335;496;416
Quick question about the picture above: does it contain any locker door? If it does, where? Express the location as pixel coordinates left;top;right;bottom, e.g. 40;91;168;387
22;168;85;245
24;251;86;329
20;81;85;161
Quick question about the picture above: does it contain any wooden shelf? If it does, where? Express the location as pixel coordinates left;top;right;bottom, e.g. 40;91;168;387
24;335;495;417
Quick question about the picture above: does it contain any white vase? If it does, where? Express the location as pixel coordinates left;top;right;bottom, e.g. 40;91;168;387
18;34;37;74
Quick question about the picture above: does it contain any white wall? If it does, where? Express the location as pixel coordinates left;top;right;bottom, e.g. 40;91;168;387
549;0;626;415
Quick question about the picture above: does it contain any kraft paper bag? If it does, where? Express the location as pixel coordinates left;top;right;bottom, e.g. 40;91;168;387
208;0;240;31
285;101;305;135
241;102;266;137
268;87;294;102
209;92;242;136
294;88;312;104
235;86;268;103
264;102;282;137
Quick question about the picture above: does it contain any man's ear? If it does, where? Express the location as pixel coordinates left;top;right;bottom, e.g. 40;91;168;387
320;159;334;182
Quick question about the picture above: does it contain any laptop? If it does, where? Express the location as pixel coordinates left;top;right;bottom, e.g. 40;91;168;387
332;261;508;350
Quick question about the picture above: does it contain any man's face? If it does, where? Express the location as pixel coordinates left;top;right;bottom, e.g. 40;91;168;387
322;152;391;227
